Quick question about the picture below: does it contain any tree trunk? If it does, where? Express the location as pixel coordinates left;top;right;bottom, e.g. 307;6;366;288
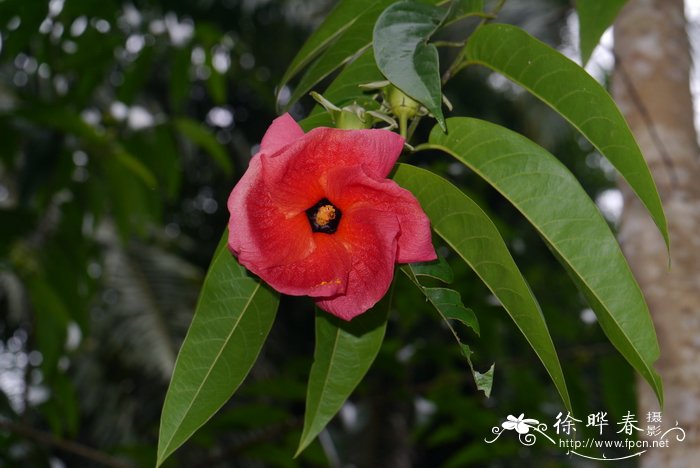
613;0;700;465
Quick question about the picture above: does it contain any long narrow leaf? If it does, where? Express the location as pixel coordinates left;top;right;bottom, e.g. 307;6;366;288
393;164;571;411
576;0;627;65
285;0;396;109
278;0;379;99
157;235;279;465
466;23;668;250
296;289;392;455
423;117;662;404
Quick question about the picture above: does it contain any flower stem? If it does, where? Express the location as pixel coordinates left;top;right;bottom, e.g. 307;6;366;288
399;114;408;140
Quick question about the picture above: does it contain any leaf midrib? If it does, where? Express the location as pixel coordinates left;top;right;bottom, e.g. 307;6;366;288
396;167;570;409
298;321;344;452
159;279;262;461
465;52;669;249
428;142;658;383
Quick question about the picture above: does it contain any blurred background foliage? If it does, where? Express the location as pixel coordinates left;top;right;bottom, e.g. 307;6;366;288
0;0;638;466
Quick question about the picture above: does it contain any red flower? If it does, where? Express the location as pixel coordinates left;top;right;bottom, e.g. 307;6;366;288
227;114;436;320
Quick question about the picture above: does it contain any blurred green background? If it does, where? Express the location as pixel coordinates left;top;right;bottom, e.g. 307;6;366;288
0;0;638;466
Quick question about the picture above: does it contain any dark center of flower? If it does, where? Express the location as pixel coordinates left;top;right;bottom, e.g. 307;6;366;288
306;198;342;234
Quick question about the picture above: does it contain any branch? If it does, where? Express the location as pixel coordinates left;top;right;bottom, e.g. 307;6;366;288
0;418;133;468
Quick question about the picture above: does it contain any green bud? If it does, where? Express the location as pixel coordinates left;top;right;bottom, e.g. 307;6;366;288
387;85;420;120
335;106;370;130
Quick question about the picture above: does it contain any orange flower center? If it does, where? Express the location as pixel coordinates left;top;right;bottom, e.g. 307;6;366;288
306;198;342;234
315;205;336;226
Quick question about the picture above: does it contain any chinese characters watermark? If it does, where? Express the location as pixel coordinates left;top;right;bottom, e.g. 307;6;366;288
485;411;686;461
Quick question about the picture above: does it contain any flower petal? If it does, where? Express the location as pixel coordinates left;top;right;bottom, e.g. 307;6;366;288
227;155;315;270
260;113;305;156
325;166;436;264
262;127;404;195
315;208;401;320
256;232;351;297
328;127;405;179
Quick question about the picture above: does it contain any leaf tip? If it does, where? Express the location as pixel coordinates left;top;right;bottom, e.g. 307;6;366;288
436;113;447;132
294;436;313;459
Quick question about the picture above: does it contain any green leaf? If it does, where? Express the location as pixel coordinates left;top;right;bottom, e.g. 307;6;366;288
461;344;494;397
113;147;158;189
299;49;385;132
310;49;385;115
118;46;155;104
423;117;662;404
373;1;446;129
576;0;627;65
296;290;392;456
26;277;70;377
279;0;381;96
207;51;227;105
169;46;191;112
425;288;479;334
401;264;477;334
466;24;668;250
157;234;279;466
173;118;233;175
125;125;182;199
408;254;454;284
393;163;570;410
445;0;486;24
285;0;396;109
99;153;160;239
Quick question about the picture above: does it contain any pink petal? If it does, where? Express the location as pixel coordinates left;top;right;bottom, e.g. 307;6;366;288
256;232;351;297
228;155;315;270
263;127;404;190
260;113;304;156
326;127;405;179
315;208;401;320
325;166;436;264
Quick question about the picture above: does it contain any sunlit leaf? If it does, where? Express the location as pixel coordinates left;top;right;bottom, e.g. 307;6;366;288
157;235;279;466
373;1;446;129
466;23;668;250
423;117;662;404
296;290;392;456
393;164;570;410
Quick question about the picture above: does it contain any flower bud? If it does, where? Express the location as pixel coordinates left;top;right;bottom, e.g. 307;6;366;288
387;85;420;120
335;107;370;130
